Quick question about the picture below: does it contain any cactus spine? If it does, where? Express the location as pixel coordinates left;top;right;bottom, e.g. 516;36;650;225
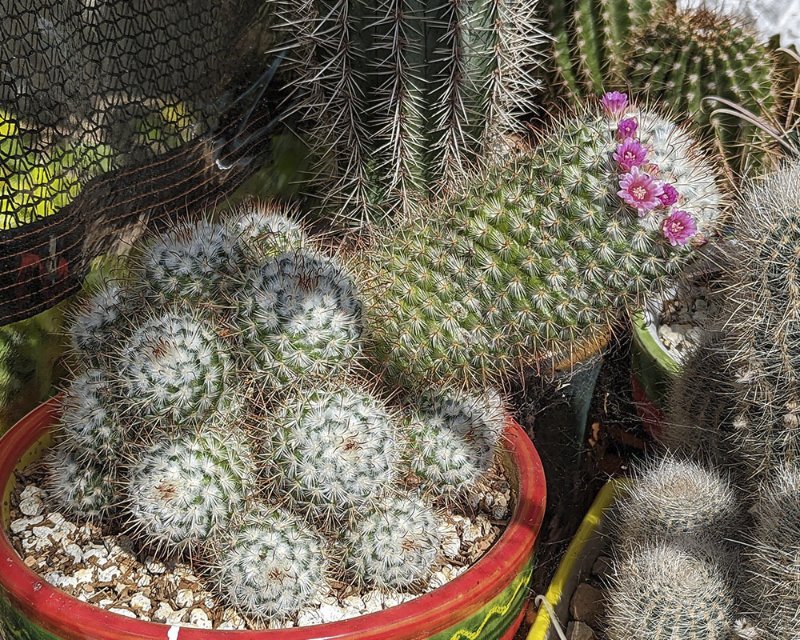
364;100;723;389
45;445;116;522
207;503;331;621
276;0;547;226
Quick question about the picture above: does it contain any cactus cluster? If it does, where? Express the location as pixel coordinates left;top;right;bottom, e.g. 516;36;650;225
364;98;723;390
273;0;548;226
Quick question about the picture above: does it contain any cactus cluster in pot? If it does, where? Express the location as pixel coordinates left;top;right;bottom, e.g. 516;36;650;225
46;201;510;625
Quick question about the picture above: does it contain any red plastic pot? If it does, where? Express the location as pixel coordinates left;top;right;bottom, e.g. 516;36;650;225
0;397;546;640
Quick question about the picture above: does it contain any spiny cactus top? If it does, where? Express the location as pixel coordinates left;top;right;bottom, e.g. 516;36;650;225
266;386;403;525
606;541;736;640
231;250;363;386
113;309;241;428
341;494;441;591
277;0;548;226
407;388;506;497
720;160;800;479
614;455;739;547
365;95;724;389
207;503;330;622
45;444;116;523
68;279;131;361
122;427;257;556
226;201;307;269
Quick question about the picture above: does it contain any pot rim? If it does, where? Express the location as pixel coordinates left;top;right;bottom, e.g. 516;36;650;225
0;396;546;640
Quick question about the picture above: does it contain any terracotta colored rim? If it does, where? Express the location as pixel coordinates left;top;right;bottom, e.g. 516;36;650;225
0;397;547;640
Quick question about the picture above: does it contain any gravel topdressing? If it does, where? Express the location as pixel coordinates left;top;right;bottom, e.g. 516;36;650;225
6;460;512;631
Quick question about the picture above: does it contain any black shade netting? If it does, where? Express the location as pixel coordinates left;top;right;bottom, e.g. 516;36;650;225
0;0;283;323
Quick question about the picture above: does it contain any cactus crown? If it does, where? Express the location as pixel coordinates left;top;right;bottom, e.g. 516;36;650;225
407;388;506;497
230;249;363;386
122;427;257;556
45;445;116;522
207;503;330;622
68;279;131;362
277;0;548;226
341;494;441;591
226;201;307;269
266;386;403;526
365;99;723;389
607;541;736;640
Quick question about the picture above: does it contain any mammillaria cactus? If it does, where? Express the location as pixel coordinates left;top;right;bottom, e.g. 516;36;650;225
122;427;257;556
274;0;547;226
226;201;307;269
207;503;330;622
717;160;800;481
614;454;740;548
57;369;123;466
68;279;133;363
406;388;506;498
112;309;241;429
364;95;724;390
265;386;402;525
743;463;800;639
230;250;363;386
606;540;736;640
45;445;116;522
341;494;441;591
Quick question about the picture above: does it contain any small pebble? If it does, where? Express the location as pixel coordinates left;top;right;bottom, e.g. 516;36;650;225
130;594;152;613
108;608;137;619
175;588;194;609
19;495;44;517
188;608;212;629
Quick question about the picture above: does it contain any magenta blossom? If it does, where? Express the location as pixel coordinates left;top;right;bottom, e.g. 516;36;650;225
618;167;664;214
613;138;648;172
601;91;628;117
617;117;638;139
658;183;679;207
662;210;697;246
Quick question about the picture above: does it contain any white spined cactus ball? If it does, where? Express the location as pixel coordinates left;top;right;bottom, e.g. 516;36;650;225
58;368;124;466
136;218;236;304
113;309;241;429
226;201;307;269
341;493;441;591
407;388;506;498
266;386;402;526
122;427;257;556
207;503;330;622
69;279;133;362
45;445;117;522
231;249;363;386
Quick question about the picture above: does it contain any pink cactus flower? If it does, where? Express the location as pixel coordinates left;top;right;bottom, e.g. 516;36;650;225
613;138;648;172
617;117;638;139
617;167;664;214
659;183;679;207
662;210;698;246
601;91;628;117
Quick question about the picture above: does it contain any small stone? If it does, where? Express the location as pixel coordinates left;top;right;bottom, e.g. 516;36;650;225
23;556;37;568
73;568;96;584
10;515;44;534
32;526;54;540
175;588;194;608
97;566;121;582
20;485;44;501
318;603;348;623
341;594;365;610
461;521;483;545
567;620;596;640
145;559;166;574
130;594;152;613
591;555;613;578
108;608;137;619
439;522;461;559
296;608;324;626
491;494;509;520
362;590;384;614
219;608;246;630
46;512;66;527
570;583;604;628
382;591;413;608
152;602;175;623
84;546;109;565
136;574;152;587
187;608;212;629
44;571;78;590
63;543;84;564
166;608;189;625
18;495;44;517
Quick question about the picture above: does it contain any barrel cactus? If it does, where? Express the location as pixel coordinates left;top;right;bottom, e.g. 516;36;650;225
406;388;506;498
207;503;331;622
364;95;724;390
265;386;403;526
275;0;548;226
340;494;441;591
122;427;257;556
607;540;736;640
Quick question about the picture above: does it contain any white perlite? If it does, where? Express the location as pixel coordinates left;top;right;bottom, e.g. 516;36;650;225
6;473;512;630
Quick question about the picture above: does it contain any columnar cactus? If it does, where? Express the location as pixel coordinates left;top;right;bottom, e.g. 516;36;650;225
614;454;740;548
630;8;780;176
113;309;241;429
743;464;800;639
606;541;736;640
265;386;403;525
122;428;257;555
58;369;124;466
275;0;548;226
230;250;363;386
406;388;506;498
364;97;724;389
207;504;330;622
341;494;441;591
717;160;800;481
45;445;116;522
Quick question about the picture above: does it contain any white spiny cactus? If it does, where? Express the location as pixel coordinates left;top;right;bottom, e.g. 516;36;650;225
45;445;117;522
